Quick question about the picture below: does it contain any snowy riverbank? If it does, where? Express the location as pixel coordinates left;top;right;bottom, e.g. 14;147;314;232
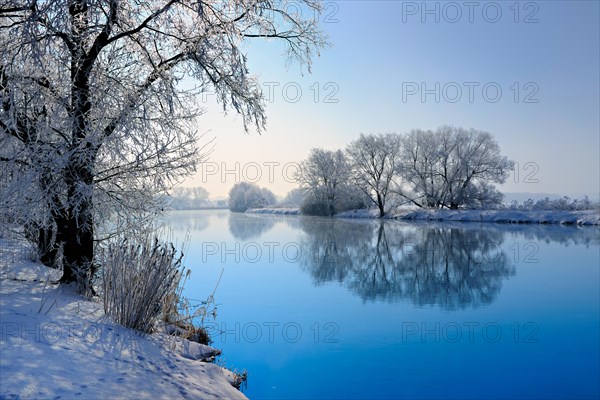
245;207;301;215
0;239;247;400
393;209;600;225
246;208;600;225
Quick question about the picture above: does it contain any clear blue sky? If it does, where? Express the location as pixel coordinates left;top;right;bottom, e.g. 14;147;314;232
187;0;600;199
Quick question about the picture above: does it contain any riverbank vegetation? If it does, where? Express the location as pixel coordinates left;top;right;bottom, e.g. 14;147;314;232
295;127;514;216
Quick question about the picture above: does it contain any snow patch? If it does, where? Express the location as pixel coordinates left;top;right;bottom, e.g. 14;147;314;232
0;238;247;400
245;207;301;215
392;209;599;225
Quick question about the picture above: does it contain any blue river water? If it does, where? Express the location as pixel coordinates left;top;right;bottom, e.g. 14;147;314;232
161;210;600;400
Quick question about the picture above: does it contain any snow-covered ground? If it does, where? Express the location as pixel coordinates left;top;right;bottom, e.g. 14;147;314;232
247;207;600;225
245;207;301;215
0;238;247;400
394;209;599;225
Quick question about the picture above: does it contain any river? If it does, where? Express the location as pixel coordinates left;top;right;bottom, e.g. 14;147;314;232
161;210;600;399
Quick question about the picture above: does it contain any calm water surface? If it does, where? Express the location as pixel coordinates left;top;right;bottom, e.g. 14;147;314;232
162;210;600;400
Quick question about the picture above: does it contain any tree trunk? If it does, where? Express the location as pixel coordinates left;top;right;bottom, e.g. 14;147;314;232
24;220;60;270
37;225;59;268
59;160;96;291
377;193;385;218
28;172;64;269
61;0;96;290
60;211;94;285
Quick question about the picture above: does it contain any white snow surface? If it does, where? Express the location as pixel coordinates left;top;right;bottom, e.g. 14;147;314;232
0;239;247;400
247;207;600;225
393;209;600;225
245;208;301;215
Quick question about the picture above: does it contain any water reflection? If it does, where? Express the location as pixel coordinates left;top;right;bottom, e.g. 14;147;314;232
164;210;599;399
297;219;599;309
501;223;600;247
227;212;277;240
159;210;210;232
164;210;598;310
299;219;516;309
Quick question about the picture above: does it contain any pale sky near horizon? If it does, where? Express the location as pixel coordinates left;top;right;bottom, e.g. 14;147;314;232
183;0;599;200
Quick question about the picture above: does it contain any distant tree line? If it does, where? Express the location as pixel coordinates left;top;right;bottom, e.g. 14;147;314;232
169;187;211;210
296;126;514;217
503;196;599;211
225;127;597;217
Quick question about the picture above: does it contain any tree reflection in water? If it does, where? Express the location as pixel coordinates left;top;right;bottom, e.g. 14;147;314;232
228;212;277;241
299;219;515;309
213;211;597;309
159;211;211;233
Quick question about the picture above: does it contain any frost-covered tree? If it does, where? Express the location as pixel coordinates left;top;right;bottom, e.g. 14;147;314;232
169;186;210;210
397;129;444;208
296;148;364;216
0;1;327;288
346;133;403;217
397;127;513;209
279;188;305;208
228;182;276;212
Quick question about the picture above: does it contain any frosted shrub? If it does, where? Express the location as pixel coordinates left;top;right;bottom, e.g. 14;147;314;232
228;182;276;212
101;237;184;333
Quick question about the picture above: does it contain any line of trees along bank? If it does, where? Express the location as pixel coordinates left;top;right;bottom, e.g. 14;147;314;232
297;126;515;217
